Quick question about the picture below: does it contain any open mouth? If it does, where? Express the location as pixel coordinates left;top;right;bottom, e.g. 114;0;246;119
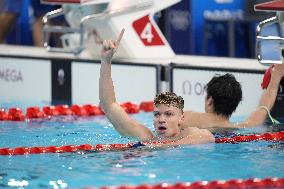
158;126;167;131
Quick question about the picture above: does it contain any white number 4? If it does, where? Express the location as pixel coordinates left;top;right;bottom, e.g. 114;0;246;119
141;22;154;43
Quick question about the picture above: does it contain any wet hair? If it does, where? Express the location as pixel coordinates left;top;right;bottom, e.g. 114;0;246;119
206;73;242;118
154;92;184;112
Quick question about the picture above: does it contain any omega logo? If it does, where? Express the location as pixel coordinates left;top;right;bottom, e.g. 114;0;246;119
182;80;206;96
0;69;23;82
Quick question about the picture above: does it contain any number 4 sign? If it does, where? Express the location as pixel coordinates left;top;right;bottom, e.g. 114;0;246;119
133;15;165;46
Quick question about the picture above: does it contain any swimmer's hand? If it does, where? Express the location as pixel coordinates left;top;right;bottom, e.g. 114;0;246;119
101;29;125;64
272;63;284;80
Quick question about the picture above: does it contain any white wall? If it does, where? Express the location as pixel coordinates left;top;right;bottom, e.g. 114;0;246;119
72;62;157;105
0;57;51;103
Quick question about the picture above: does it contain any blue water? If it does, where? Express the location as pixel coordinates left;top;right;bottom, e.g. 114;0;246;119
0;110;284;188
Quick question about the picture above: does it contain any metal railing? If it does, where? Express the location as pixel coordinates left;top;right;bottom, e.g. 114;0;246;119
256;15;284;65
42;1;153;54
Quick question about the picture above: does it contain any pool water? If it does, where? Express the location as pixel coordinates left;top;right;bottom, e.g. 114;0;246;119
0;111;284;188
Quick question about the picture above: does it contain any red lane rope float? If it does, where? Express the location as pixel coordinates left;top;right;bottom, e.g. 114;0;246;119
215;131;284;143
139;101;154;112
83;104;104;116
7;108;25;121
120;102;140;114
55;105;74;116
1;132;284;156
84;177;284;189
71;105;88;116
0;108;8;120
26;107;45;119
42;106;60;116
0;101;153;122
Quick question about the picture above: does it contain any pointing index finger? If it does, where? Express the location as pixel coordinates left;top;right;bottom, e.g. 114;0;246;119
116;28;125;45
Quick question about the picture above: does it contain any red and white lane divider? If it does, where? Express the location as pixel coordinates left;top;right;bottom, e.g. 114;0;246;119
0;141;170;156
0;101;154;121
84;177;284;189
215;131;284;143
0;131;283;156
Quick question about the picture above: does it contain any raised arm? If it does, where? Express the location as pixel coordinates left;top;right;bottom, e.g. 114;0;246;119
236;63;284;128
99;29;154;141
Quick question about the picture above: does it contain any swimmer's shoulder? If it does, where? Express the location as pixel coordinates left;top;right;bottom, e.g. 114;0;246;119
187;127;214;136
183;127;215;144
182;111;210;128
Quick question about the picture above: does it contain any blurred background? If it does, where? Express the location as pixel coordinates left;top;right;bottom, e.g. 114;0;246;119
0;0;277;58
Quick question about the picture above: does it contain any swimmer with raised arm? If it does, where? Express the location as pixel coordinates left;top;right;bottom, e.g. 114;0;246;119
99;29;214;145
182;65;284;131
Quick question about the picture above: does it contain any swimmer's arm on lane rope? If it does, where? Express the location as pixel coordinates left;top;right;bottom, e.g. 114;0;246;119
236;63;284;128
99;29;154;141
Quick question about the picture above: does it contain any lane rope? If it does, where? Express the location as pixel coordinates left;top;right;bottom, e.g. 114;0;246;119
83;177;284;189
0;101;154;121
0;131;283;156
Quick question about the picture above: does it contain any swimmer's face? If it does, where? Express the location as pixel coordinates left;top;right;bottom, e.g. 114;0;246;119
153;104;184;138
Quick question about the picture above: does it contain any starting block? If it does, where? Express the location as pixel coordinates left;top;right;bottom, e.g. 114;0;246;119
41;0;180;59
255;0;284;64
